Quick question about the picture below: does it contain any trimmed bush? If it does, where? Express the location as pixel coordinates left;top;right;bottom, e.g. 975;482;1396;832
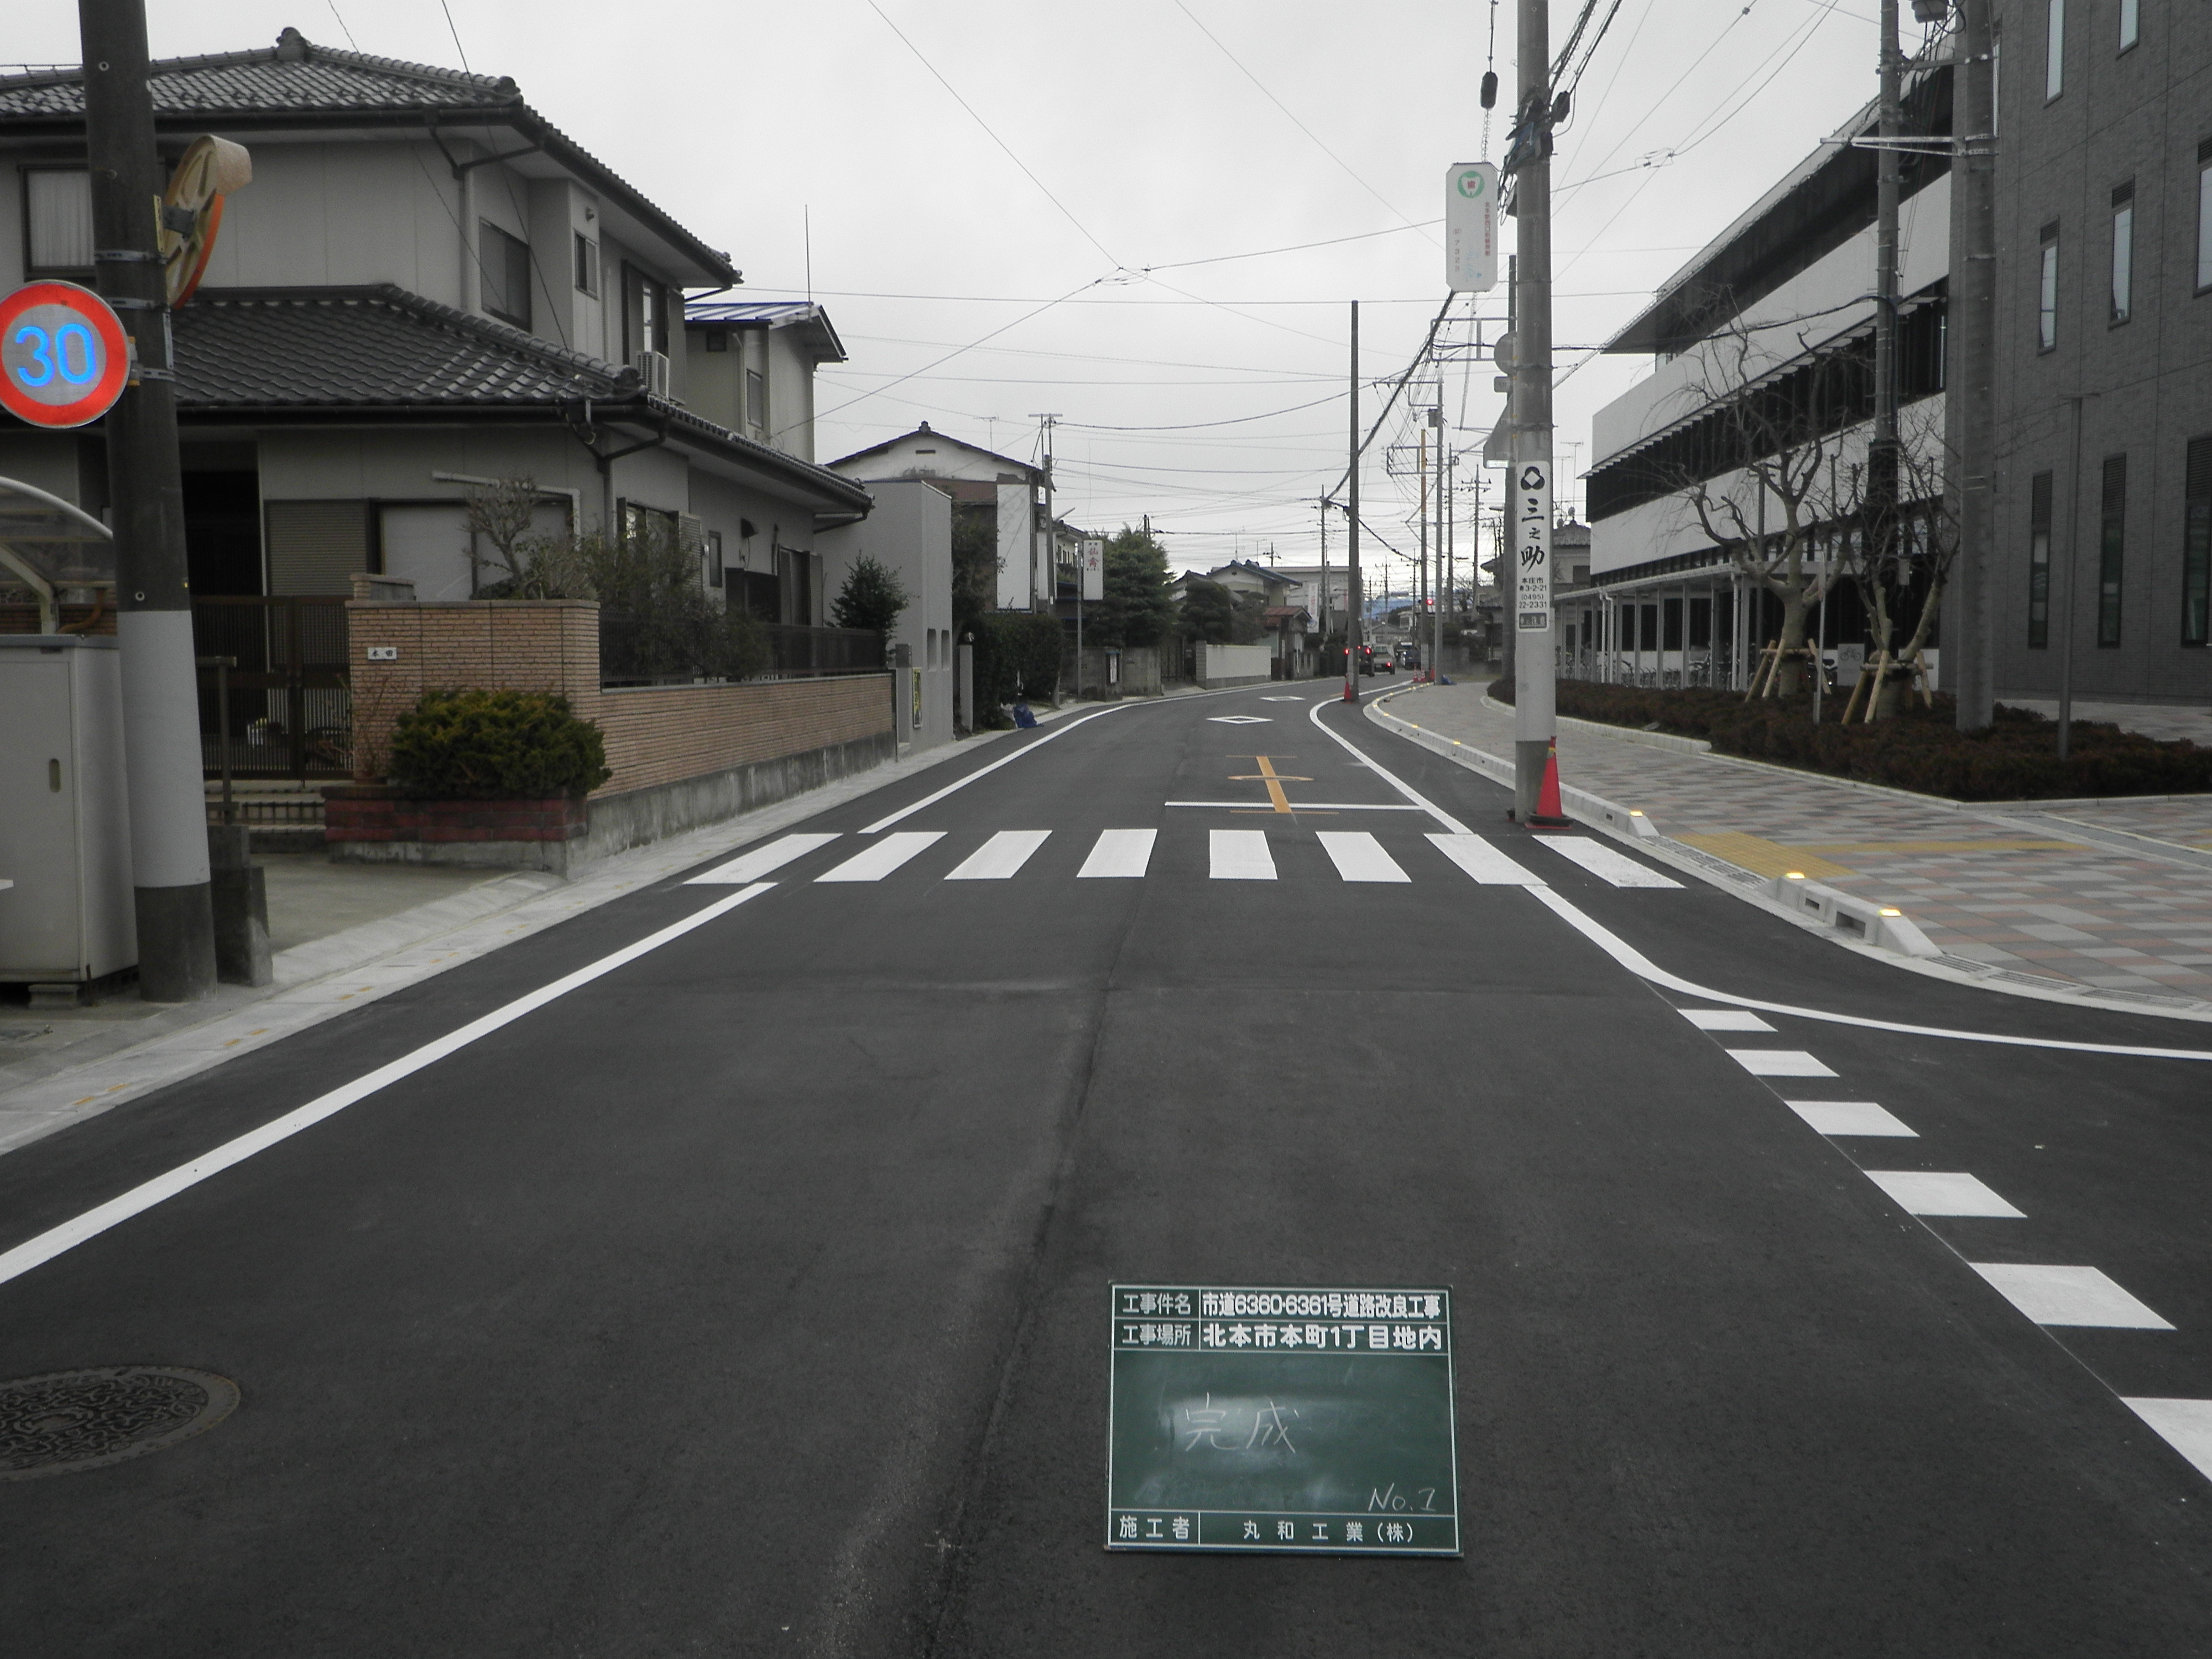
973;612;1064;707
387;689;613;799
1487;677;2212;801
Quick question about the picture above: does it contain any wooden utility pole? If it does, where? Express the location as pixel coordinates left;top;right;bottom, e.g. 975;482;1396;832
81;0;216;1000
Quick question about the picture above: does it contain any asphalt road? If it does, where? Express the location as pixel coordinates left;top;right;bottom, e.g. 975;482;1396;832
5;682;2211;1656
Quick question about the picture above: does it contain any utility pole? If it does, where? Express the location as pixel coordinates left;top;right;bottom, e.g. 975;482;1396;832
82;0;216;1001
2057;393;2088;759
1417;422;1430;665
1499;253;1518;688
1948;0;1997;729
1869;0;1903;709
1343;301;1362;701
1436;434;1450;680
1032;412;1060;693
1509;0;1557;821
1317;498;1332;658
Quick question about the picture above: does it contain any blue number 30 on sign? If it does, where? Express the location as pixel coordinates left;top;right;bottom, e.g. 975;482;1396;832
0;281;129;428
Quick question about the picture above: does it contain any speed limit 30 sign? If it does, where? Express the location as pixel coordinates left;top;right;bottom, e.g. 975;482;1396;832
0;280;131;429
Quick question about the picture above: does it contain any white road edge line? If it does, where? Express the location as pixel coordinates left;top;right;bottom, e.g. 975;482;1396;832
1314;691;2212;1062
1306;697;1473;834
0;883;778;1292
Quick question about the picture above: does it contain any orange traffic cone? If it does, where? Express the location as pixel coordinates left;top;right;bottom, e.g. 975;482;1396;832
1530;739;1572;827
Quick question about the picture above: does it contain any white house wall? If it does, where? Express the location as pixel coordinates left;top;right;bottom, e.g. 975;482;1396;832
816;479;952;750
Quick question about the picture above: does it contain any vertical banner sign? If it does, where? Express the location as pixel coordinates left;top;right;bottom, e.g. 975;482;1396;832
1514;461;1553;634
1081;538;1105;602
1105;1284;1460;1555
1445;163;1499;294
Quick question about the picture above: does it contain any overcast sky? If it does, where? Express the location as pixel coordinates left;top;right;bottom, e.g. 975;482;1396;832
13;1;1887;586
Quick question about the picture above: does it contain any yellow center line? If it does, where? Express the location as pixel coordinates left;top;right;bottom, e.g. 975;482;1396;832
1227;755;1322;815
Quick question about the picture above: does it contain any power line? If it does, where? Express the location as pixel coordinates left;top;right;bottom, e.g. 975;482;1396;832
811;276;1109;425
439;0;471;72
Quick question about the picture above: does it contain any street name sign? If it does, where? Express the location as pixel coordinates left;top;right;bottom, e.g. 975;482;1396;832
1446;163;1499;294
1105;1284;1460;1555
0;282;129;430
1513;461;1554;634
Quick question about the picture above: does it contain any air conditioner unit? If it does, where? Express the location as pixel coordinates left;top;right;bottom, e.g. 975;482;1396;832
631;349;670;399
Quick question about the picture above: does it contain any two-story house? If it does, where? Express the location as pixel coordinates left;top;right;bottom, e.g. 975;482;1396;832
0;28;869;609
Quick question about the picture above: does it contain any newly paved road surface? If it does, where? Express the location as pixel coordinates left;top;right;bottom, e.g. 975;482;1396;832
6;684;2211;1655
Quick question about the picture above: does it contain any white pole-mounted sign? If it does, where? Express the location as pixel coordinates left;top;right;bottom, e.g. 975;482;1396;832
1081;538;1104;602
1513;460;1553;634
1445;162;1499;294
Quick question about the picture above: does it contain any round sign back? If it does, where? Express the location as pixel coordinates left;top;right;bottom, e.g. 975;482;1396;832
0;281;131;429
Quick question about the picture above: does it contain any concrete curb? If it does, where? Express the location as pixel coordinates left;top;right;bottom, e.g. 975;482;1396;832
1366;687;2212;1026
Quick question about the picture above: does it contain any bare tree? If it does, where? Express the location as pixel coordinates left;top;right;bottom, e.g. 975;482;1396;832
1835;400;1959;718
461;476;589;598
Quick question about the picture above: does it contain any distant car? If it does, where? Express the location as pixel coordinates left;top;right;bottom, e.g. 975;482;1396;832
1395;642;1421;670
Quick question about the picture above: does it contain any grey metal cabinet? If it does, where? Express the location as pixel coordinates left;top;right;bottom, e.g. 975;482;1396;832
0;636;135;985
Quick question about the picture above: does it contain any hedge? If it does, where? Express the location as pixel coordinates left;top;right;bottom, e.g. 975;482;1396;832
1486;677;2212;801
387;689;613;799
973;612;1065;712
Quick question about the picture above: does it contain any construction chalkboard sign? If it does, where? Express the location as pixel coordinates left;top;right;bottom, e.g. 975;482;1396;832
1104;1284;1460;1556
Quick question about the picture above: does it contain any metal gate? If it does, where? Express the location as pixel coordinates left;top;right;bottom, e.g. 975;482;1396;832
191;596;351;779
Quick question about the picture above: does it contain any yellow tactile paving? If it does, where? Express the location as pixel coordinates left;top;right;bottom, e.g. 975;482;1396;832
1790;839;2091;855
1674;833;1854;880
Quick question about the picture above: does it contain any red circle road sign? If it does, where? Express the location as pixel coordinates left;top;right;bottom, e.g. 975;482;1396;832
0;281;131;429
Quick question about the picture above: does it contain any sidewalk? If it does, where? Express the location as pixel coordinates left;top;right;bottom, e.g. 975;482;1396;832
1377;682;2212;1006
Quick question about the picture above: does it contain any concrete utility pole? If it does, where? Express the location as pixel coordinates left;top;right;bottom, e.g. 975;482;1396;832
1947;0;1998;729
1317;498;1331;650
81;0;216;1001
1417;422;1430;660
1032;411;1059;692
1509;0;1557;819
1343;301;1362;701
1434;423;1448;680
1869;0;1903;703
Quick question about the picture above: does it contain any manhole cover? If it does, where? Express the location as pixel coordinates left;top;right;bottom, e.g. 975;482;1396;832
0;1366;239;1480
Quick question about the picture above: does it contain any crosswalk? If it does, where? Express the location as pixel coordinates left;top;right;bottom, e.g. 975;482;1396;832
688;827;1686;891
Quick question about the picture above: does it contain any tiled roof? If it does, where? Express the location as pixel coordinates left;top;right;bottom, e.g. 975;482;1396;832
174;286;627;409
0;31;515;119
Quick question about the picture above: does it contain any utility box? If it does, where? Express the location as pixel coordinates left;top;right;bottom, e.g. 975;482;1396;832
0;636;135;988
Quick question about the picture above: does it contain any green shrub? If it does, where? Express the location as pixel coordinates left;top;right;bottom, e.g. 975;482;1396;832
387;689;613;798
972;612;1064;707
1487;676;2211;801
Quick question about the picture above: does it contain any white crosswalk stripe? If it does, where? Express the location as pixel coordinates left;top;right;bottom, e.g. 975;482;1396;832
1209;830;1276;880
1316;831;1410;883
1864;1171;2025;1218
686;833;841;885
1078;828;1157;878
1784;1100;1918;1137
945;830;1051;880
1726;1049;1837;1077
1533;835;1683;888
1970;1263;2175;1329
1425;833;1543;885
816;831;946;883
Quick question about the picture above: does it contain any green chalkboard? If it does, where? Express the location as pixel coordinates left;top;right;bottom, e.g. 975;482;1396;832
1105;1284;1459;1555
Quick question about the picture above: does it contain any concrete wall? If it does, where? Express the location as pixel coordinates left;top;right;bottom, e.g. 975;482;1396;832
1197;643;1272;687
816;479;954;752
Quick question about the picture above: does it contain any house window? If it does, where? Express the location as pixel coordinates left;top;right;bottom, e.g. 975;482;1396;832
705;529;724;589
23;167;93;276
746;368;768;435
2184;436;2211;647
2027;471;2052;648
573;232;598;296
623;264;670;361
2038;222;2060;350
2098;454;2126;647
479;221;531;330
2198;139;2212;294
2118;0;2138;50
2110;182;2133;323
703;327;728;352
2044;0;2064;100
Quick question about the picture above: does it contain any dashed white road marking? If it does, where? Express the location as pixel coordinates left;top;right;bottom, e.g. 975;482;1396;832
2122;1399;2212;1482
1534;835;1683;888
1969;1263;2176;1329
685;832;841;885
1209;830;1276;880
1678;1008;1775;1032
1316;832;1410;883
1725;1049;1838;1077
1785;1100;1918;1137
1865;1171;2026;1218
817;832;946;883
943;830;1051;881
1424;833;1543;885
1078;829;1157;879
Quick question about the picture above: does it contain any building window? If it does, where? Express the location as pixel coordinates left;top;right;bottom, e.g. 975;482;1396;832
573;232;598;296
2038;222;2060;350
2044;0;2064;99
2028;471;2052;648
746;368;768;435
705;529;724;589
623;264;670;361
2110;182;2133;323
2184;436;2211;647
23;167;93;276
2098;454;2126;647
2117;0;2138;51
703;327;728;352
2198;139;2212;294
478;221;531;330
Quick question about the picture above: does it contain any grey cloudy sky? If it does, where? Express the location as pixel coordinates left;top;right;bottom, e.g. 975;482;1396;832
14;1;1885;583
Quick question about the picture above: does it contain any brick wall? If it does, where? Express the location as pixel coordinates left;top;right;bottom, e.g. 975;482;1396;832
346;596;894;797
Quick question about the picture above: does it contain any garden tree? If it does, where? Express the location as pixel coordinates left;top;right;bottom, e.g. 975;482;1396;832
830;551;911;637
1229;591;1269;645
1177;576;1235;643
462;476;587;598
1083;525;1174;648
1834;402;1961;719
949;499;999;640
